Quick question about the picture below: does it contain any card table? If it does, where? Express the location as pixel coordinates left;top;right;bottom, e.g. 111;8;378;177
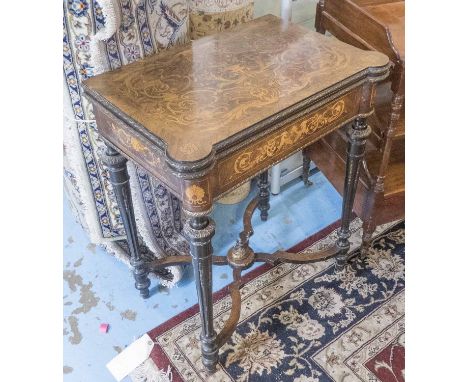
83;14;389;371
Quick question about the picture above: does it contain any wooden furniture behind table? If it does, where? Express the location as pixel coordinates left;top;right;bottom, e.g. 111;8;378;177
83;15;390;372
306;0;405;252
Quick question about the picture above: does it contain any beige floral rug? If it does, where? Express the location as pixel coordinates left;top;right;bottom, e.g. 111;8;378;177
140;218;405;382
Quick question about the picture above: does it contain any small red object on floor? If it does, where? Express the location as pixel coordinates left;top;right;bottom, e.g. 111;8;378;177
99;323;109;333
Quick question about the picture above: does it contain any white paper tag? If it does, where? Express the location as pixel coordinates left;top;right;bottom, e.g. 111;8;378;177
106;334;154;381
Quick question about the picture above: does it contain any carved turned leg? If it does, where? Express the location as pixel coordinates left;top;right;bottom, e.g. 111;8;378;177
362;93;404;255
361;181;383;256
257;171;270;221
302;149;313;187
184;214;218;372
102;144;151;298
336;118;372;270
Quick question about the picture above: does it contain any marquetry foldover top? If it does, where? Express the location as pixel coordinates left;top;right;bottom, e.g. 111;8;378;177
83;14;388;163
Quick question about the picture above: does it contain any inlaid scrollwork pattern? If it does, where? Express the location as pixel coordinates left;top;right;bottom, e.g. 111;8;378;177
84;15;388;162
108;123;162;168
232;100;345;177
218;97;350;187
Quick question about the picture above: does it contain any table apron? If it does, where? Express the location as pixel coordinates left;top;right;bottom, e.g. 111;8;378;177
92;86;364;213
93;103;181;195
214;89;361;197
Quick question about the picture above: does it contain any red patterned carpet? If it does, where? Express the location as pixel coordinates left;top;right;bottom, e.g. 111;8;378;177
134;219;405;382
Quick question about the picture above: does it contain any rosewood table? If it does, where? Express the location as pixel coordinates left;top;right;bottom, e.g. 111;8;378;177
83;14;389;372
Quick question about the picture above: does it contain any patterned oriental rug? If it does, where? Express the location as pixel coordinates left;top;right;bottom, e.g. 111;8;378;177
133;219;405;382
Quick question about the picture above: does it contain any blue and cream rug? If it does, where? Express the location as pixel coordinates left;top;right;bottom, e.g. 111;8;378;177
138;219;405;382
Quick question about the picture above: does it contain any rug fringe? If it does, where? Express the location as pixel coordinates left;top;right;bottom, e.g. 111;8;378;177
90;0;122;75
130;358;173;382
63;76;104;243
